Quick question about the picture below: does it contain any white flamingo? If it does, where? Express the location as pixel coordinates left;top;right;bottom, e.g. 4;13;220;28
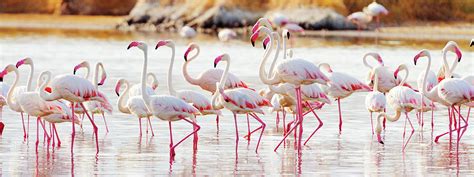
211;53;266;155
155;40;221;149
347;12;372;30
363;1;389;29
128;41;200;160
180;26;197;38
115;78;155;137
365;66;386;134
218;29;237;42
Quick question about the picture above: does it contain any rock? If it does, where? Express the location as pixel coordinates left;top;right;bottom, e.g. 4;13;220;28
0;0;59;13
60;0;137;15
266;8;357;30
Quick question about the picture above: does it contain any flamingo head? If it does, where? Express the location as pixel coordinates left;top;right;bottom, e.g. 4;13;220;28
263;36;270;49
250;31;260;47
184;43;198;61
73;61;89;75
393;64;407;80
213;54;229;68
146;73;159;90
413;49;430;65
252;18;273;34
443;41;462;62
127;41;146;50
115;79;124;96
0;65;17;79
98;71;107;86
155;40;174;50
15;57;32;68
318;63;333;73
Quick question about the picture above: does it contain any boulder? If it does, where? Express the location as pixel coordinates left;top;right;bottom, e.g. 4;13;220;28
266;8;357;30
0;0;59;13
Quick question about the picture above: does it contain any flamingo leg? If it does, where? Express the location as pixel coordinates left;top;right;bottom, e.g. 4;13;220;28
370;112;374;135
450;107;454;146
168;121;174;159
402;113;407;149
233;113;239;156
276;111;280;131
101;112;109;133
27;115;30;138
275;116;300;152
39;118;51;150
402;112;415;151
170;117;200;158
21;113;27;139
36;117;39;153
216;115;220;133
192;115;198;151
431;104;434;135
457;105;461;156
435;107;468;143
296;87;304;152
453;108;458;129
71;102;76;155
249;113;266;153
79;103;99;154
53;124;61;147
139;118;142;137
460;107;470;138
50;123;54;147
337;98;343;134
246;114;251;141
282;108;286;134
147;116;154;136
303;102;324;145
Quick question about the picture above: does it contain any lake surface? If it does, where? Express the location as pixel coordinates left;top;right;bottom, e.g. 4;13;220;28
0;27;473;176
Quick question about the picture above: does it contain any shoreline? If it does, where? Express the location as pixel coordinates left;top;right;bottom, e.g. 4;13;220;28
0;14;472;42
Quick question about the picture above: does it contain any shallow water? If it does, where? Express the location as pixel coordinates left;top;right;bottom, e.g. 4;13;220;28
0;27;473;176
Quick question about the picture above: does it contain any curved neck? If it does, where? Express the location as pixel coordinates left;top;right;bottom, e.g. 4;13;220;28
93;63;101;89
146;73;158;87
37;71;51;93
117;80;131;114
212;56;230;108
26;63;34;91
442;49;458;78
7;68;20;110
282;32;287;59
375;111;401;136
398;67;409;86
182;46;200;86
363;54;379;69
258;28;280;85
373;67;380;92
84;64;90;79
167;44;176;96
141;49;151;106
421;54;432;96
268;32;281;79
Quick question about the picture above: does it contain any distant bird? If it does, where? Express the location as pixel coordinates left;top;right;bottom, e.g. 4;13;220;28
271;13;288;27
363;1;389;29
180;26;197;38
347;12;372;30
218;29;237;42
319;63;371;134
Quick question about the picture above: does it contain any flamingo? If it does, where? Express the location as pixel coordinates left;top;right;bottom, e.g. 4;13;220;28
211;53;267;154
363;1;389;29
128;41;200;160
180;26;197;38
155;40;221;149
382;64;424;150
183;43;248;94
0;75;10;135
0;65;61;152
218;29;237;42
415;50;474;149
73;61;112;132
115;79;155;137
183;43;248;131
251;26;329;152
436;41;463;82
365;66;386;134
39;64;106;155
319;63;371;134
6;57;35;139
347;12;372;31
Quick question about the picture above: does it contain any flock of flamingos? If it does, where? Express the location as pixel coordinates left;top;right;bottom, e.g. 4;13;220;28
0;18;473;163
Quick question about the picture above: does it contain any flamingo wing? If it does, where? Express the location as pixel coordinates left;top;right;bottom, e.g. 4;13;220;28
277;58;329;85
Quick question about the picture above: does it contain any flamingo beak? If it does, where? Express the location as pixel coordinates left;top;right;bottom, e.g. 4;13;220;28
184;47;192;61
98;73;107;86
155;41;167;49
73;65;81;75
213;55;224;68
115;83;121;96
263;36;270;50
393;68;399;79
15;59;26;68
377;134;384;144
250;32;259;47
413;53;421;65
251;21;260;34
454;47;462;62
127;41;140;50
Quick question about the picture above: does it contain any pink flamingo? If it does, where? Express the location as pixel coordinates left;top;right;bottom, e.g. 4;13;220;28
156;40;221;150
319;63;371;134
39;64;106;155
116;79;155;137
183;43;248;131
6;57;35;139
128;41;200;160
0;77;10;135
73;61;112;132
365;66;386;134
211;53;267;154
415;50;474;150
383;64;424;151
251;26;329;152
128;73;159;97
